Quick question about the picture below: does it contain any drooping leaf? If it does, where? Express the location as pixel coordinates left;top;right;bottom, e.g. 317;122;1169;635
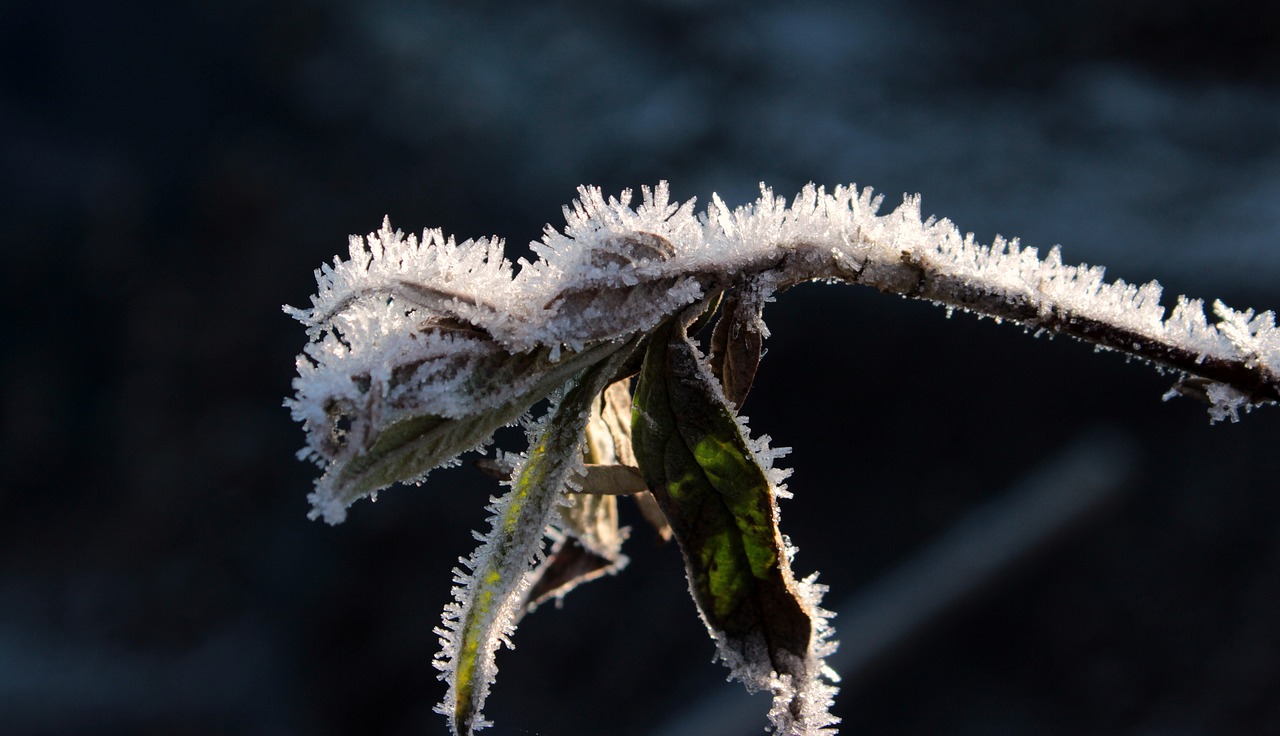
433;341;639;736
631;314;838;734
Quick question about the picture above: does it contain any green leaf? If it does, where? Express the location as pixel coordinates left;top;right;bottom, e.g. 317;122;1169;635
632;314;834;732
436;340;639;736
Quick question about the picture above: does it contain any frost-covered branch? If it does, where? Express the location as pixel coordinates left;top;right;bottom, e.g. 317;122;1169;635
288;184;1275;492
285;180;1277;735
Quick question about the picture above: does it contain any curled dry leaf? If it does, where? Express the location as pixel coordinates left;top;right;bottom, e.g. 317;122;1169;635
710;286;767;409
597;379;673;541
520;378;635;617
521;534;626;613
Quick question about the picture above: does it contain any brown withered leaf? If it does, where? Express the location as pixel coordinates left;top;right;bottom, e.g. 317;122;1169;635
573;464;648;495
709;288;764;409
631;492;673;544
596;380;673;542
519;383;630;617
520;535;623;614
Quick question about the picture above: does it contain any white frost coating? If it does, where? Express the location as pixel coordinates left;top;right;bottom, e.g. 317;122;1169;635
700;564;841;736
771;572;841;736
288;181;1277;523
291;184;1276;368
736;414;794;500
284;180;1279;736
286;217;520;339
1204;382;1252;423
1213;299;1280;373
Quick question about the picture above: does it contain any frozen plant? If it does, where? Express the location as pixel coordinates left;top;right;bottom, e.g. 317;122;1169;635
285;182;1279;735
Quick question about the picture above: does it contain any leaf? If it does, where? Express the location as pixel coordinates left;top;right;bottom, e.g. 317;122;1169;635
631;314;838;734
434;340;638;736
520;534;622;613
520;381;634;615
631;489;675;544
309;340;623;523
474;458;647;496
562;388;629;554
526;485;627;614
572;464;648;495
595;377;673;541
709;287;765;409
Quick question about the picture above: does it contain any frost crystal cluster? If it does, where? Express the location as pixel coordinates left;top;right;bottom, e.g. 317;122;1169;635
286;182;1278;735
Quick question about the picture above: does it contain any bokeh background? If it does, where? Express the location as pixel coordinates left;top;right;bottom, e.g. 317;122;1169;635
3;1;1280;734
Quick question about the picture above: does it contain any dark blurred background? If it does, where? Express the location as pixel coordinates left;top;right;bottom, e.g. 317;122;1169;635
3;1;1279;734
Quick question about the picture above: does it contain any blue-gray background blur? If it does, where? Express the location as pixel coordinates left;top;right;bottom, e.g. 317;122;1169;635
3;1;1280;734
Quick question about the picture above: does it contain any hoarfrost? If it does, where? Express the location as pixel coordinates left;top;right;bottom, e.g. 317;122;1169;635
433;343;635;735
1204;382;1252;423
701;565;841;736
286;179;1277;736
289;184;1277;513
